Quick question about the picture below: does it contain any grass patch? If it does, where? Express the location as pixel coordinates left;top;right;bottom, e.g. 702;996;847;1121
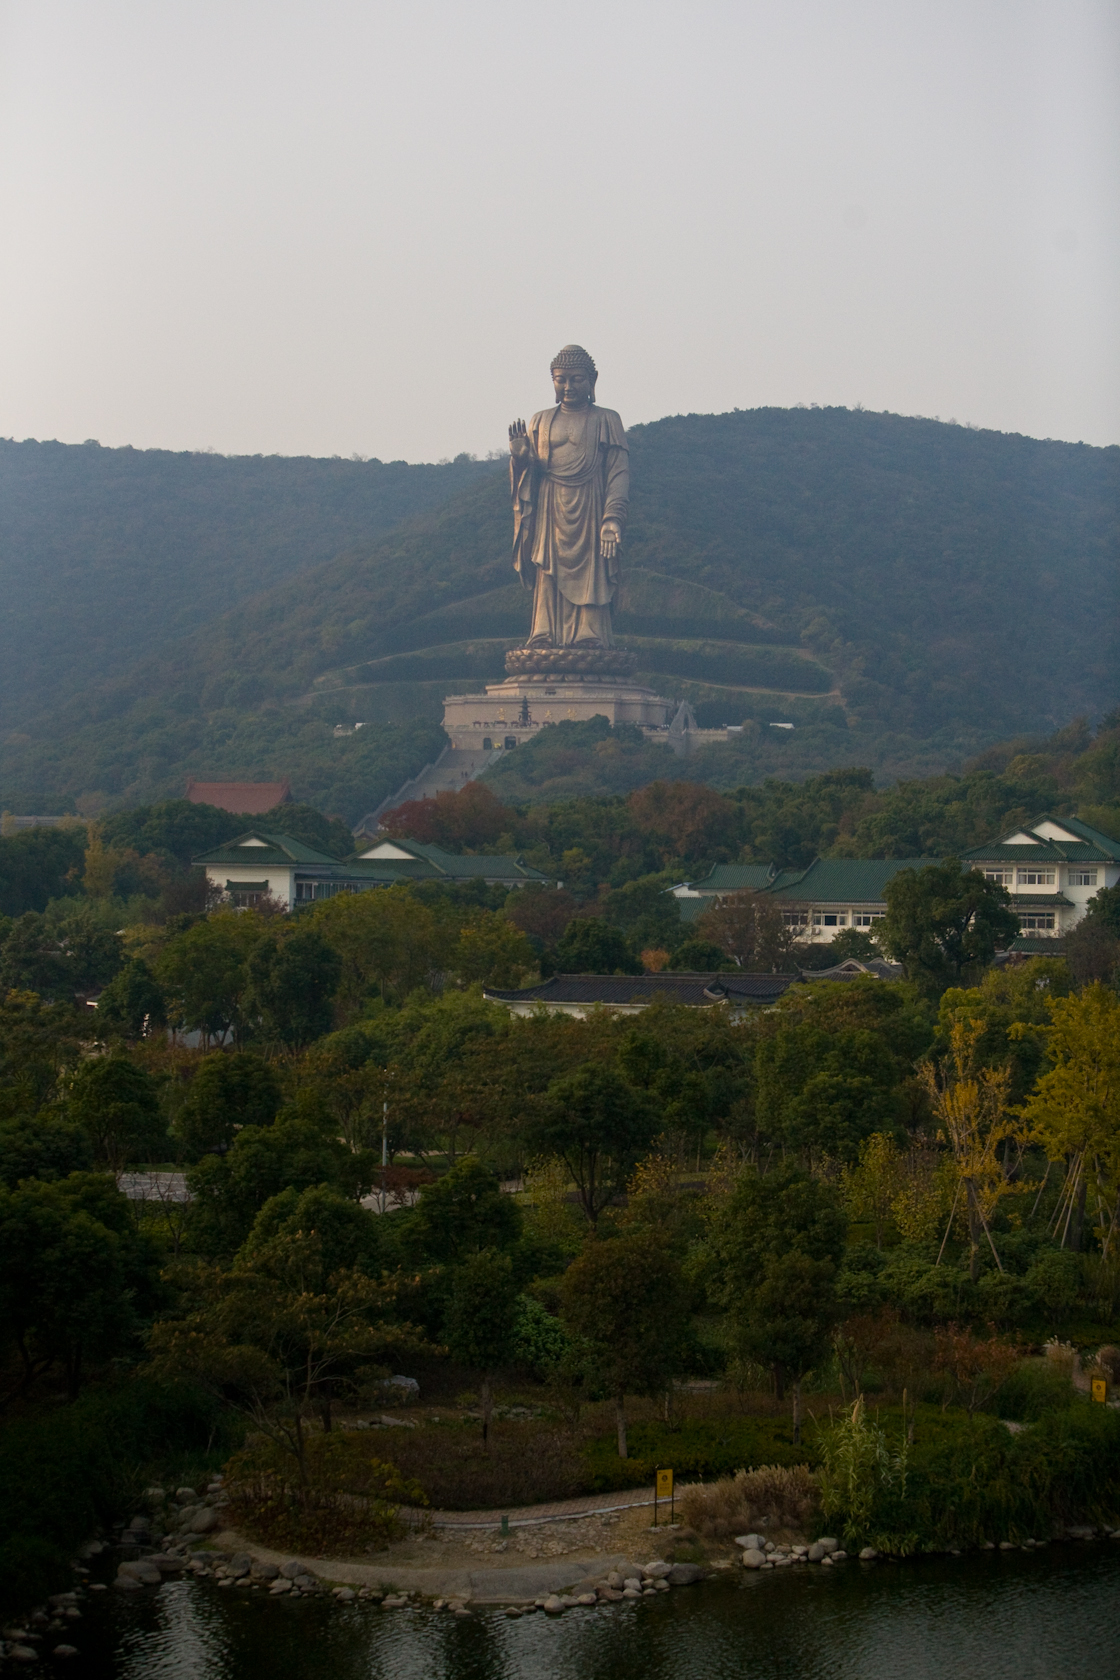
582;1414;815;1491
368;1418;586;1511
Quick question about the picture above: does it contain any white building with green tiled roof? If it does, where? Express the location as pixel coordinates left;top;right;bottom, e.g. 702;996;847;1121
959;815;1120;937
193;831;548;910
671;815;1119;948
673;857;939;945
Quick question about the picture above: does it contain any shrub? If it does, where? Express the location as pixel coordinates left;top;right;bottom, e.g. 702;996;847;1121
994;1358;1076;1421
679;1464;817;1540
224;1432;424;1554
817;1396;909;1548
0;1379;227;1615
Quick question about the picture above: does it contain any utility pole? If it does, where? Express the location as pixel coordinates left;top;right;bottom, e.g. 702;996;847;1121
380;1099;389;1214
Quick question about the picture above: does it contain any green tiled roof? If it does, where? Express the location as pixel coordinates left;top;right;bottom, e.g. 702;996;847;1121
684;863;776;894
193;831;340;867
352;839;547;882
765;858;939;903
1044;815;1120;853
963;843;1065;861
962;815;1120;864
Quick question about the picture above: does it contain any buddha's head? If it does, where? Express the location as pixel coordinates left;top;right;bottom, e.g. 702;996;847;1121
551;344;597;408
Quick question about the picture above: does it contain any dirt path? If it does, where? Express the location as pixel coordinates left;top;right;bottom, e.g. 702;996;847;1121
208;1487;705;1603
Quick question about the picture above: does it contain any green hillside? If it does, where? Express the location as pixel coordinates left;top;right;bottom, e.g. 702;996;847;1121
0;438;492;724
0;407;1115;822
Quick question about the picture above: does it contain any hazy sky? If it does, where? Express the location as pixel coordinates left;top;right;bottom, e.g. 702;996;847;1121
1;0;1116;460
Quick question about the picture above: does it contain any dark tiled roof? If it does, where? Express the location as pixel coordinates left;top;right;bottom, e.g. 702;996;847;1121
1001;936;1069;956
801;957;905;981
186;779;291;814
483;972;800;1007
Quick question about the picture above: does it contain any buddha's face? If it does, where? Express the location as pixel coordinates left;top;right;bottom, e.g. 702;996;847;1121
552;365;593;408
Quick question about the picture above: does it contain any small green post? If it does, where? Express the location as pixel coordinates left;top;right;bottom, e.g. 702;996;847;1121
501;1514;509;1537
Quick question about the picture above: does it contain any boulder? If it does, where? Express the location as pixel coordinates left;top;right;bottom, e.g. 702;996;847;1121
622;1587;642;1599
279;1561;306;1580
666;1563;706;1585
859;1547;878;1561
118;1562;161;1585
227;1555;252;1579
113;1578;143;1593
8;1647;40;1665
251;1562;279;1581
542;1595;565;1614
190;1509;218;1534
741;1549;767;1570
175;1488;198;1504
817;1538;838;1554
334;1587;356;1603
52;1649;79;1660
735;1534;766;1551
576;1593;597;1606
642;1561;672;1579
143;1487;166;1504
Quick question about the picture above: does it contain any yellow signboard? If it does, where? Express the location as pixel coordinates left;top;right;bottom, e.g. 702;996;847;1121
656;1468;674;1498
1092;1377;1108;1404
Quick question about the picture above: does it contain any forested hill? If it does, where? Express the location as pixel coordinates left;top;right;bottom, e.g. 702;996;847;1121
0;408;1115;821
0;439;492;724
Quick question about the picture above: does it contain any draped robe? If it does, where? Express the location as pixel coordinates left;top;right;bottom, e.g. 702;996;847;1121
510;403;629;647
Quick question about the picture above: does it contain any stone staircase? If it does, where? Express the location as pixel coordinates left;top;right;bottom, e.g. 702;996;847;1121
355;744;505;837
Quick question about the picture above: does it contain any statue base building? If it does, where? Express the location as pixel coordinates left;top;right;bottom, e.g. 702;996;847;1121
442;649;674;751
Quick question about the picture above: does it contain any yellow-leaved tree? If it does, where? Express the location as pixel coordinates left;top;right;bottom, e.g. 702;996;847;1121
1016;984;1120;1258
919;1018;1029;1280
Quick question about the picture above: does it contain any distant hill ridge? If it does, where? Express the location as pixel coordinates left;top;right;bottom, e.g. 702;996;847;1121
0;407;1116;821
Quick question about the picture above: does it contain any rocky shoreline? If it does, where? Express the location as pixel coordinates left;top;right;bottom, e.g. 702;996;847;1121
4;1478;1120;1665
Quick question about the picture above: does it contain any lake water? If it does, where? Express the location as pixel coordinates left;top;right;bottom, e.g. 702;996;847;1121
71;1544;1120;1680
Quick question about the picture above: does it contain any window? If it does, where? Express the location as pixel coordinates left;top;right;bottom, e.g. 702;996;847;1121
812;912;847;927
1069;869;1098;887
229;890;263;909
1017;869;1055;886
983;868;1013;885
854;912;884;927
295;882;316;902
782;911;808;928
1019;912;1055;931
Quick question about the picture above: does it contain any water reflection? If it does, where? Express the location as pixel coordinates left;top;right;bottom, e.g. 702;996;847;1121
79;1546;1120;1680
